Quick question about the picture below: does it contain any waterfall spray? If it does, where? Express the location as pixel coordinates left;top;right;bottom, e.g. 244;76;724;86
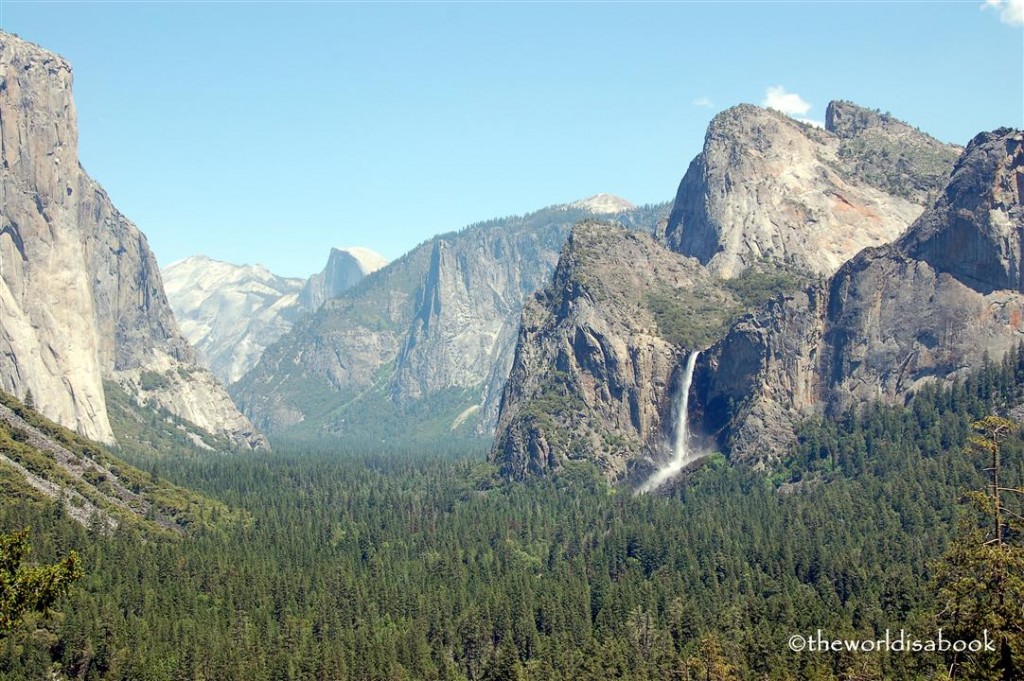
638;349;701;494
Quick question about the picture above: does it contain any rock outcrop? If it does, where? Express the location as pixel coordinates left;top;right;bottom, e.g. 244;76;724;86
296;246;388;311
568;193;636;214
0;32;266;450
701;128;1024;463
490;223;741;481
663;102;961;278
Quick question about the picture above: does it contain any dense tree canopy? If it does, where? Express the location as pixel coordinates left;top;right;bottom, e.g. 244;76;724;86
0;349;1022;679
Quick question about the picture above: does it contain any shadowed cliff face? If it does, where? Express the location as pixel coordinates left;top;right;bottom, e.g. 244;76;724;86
899;129;1024;294
0;33;266;450
490;223;742;481
663;102;961;278
702;129;1024;464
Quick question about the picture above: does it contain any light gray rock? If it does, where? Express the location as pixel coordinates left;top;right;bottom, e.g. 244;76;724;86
297;246;388;311
0;34;112;443
663;103;961;278
163;248;387;386
568;193;636;214
0;32;266;450
163;256;306;384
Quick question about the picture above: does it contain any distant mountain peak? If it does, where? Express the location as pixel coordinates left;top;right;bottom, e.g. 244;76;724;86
328;246;389;275
569;193;636;214
164;246;389;385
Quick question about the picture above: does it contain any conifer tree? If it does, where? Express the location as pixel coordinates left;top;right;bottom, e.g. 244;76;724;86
0;529;82;635
933;417;1023;680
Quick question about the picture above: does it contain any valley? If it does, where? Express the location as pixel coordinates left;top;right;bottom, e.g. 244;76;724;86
0;12;1022;681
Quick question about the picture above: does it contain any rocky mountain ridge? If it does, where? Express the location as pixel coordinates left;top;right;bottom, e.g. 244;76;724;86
0;32;265;450
163;246;387;384
700;127;1024;464
163;256;305;385
237;100;961;453
0;388;240;533
662;101;961;278
490;116;1017;484
232;201;670;443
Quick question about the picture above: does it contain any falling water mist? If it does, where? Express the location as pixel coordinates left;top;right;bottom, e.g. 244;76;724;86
638;349;702;494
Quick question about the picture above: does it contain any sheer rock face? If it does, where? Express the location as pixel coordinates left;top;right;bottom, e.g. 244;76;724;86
490;223;740;481
898;129;1024;294
391;228;557;407
702;129;1024;463
663;102;961;278
0;33;266;449
491;124;1020;481
0;37;110;442
232;199;667;441
296;247;388;312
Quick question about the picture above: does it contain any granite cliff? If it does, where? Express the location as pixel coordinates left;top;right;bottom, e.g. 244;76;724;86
490;110;1008;484
701;128;1024;463
296;246;388;311
491;103;962;481
0;33;265;449
663;102;960;278
490;223;741;481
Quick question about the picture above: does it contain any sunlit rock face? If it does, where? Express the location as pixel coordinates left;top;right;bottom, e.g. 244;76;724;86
663;101;960;278
0;32;266;449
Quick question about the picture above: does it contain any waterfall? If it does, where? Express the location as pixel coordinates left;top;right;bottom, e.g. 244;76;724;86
638;349;701;494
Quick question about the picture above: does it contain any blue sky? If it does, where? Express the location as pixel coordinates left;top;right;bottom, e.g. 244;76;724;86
3;1;1022;278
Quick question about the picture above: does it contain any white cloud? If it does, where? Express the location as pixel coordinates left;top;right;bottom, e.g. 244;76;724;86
762;86;812;116
693;96;714;108
982;0;1024;26
796;117;825;128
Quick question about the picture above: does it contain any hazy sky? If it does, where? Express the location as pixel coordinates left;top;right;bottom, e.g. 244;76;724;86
3;1;1022;277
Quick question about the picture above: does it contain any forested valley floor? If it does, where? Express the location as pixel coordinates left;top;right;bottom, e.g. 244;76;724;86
1;352;1023;681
